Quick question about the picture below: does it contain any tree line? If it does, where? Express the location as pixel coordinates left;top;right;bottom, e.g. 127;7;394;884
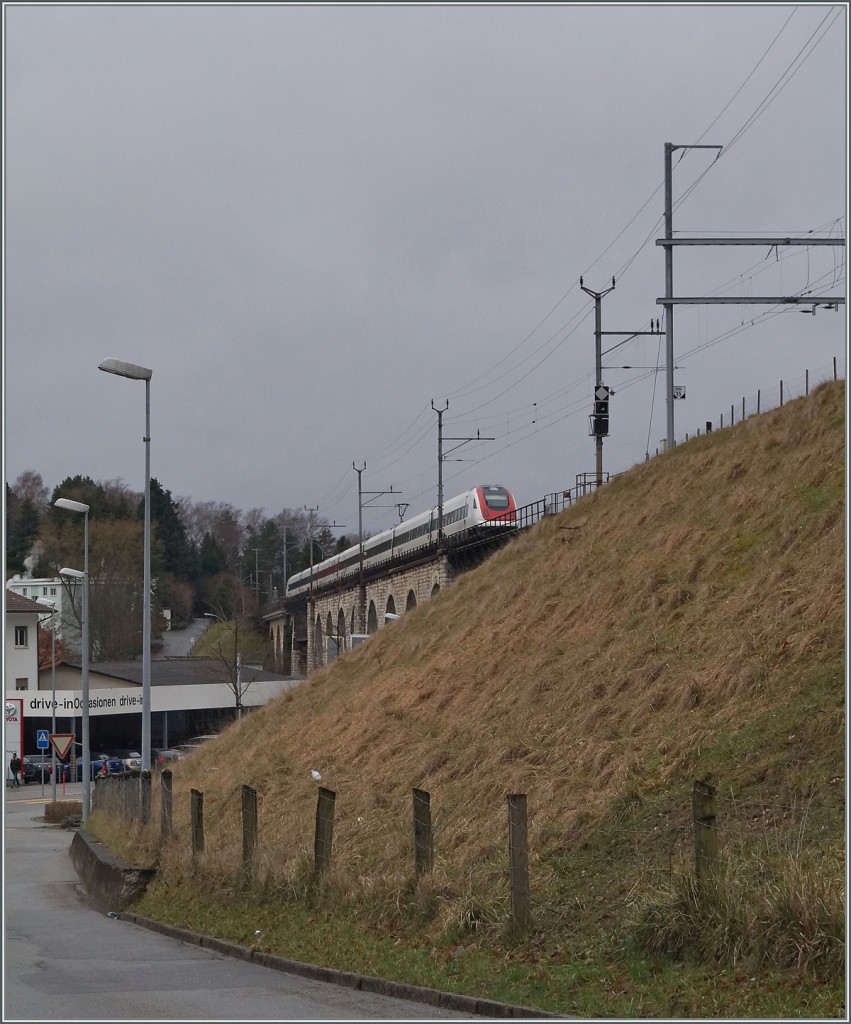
5;469;352;661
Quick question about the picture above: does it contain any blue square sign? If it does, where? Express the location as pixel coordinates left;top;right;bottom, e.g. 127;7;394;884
36;730;49;750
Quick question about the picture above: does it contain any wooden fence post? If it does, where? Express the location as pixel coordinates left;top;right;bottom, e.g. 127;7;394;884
507;793;530;930
693;779;719;881
118;777;128;819
242;784;258;876
160;769;172;839
140;773;152;825
780;379;784;406
191;788;204;858
314;787;336;874
412;788;433;876
806;368;809;395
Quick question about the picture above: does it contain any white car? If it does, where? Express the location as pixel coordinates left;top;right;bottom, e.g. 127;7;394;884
156;749;185;766
109;749;143;770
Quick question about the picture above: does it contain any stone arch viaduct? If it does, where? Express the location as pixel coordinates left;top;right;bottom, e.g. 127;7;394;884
263;490;574;676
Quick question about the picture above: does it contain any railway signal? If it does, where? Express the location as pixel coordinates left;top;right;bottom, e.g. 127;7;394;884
592;393;610;437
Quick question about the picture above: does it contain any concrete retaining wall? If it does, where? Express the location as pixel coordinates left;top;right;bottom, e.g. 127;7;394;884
69;830;156;914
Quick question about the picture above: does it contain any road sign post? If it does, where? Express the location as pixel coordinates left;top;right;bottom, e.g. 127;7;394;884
50;734;75;796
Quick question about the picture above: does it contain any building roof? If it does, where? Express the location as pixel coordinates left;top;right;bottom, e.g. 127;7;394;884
5;590;50;614
56;657;298;688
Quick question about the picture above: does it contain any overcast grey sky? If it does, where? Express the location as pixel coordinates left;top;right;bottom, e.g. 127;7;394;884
4;3;847;537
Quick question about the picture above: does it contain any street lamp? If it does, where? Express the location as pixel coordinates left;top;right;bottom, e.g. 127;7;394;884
98;357;153;775
59;565;89;821
36;598;58;802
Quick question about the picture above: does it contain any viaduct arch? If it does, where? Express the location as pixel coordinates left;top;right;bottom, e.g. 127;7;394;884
264;551;452;675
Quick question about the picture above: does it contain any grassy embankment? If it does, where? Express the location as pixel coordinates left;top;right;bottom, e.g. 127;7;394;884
88;381;845;1018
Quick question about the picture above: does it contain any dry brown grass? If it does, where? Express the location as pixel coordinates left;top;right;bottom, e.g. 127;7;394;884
43;800;83;825
124;382;844;965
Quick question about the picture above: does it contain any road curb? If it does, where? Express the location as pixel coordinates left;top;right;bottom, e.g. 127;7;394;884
119;910;564;1019
69;830;156;913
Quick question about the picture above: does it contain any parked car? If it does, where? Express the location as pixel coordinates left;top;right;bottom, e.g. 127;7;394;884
109;749;142;769
104;749;163;773
58;758;108;782
156;749;185;766
174;743;203;757
21;756;50;784
93;754;126;776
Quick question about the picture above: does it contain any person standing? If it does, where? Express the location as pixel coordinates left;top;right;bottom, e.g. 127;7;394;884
9;753;22;787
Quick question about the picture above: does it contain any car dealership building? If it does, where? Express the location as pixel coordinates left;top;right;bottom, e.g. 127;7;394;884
5;589;302;756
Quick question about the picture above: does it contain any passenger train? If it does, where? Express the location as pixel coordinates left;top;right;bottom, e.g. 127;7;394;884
286;484;517;598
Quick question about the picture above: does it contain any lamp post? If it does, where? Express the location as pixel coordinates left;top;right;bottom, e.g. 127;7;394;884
98;357;153;775
36;598;58;802
58;563;89;821
56;497;91;816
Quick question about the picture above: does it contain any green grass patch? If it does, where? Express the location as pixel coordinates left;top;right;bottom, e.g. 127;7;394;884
135;876;843;1017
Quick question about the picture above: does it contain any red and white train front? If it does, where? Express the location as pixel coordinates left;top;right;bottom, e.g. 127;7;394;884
473;484;516;525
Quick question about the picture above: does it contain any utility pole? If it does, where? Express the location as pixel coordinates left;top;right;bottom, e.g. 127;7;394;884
432;399;494;545
237;554;245;616
659;140;844;449
303;508;347;584
663;142;721;450
353;463;366;635
580;276;616;488
353;462;398;634
581;276;663;485
303;505;319;671
601;319;664;460
431;401;448;543
304;506;319;602
252;547;261;602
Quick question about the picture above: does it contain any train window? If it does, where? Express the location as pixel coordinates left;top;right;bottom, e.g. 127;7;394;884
482;487;509;509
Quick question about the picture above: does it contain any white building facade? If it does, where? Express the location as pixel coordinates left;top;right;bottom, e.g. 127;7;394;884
5;576;82;655
4;589;47;693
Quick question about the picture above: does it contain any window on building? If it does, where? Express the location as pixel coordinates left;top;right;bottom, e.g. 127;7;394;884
43;587;48;595
22;588;28;597
50;587;57;596
14;625;29;648
15;678;28;691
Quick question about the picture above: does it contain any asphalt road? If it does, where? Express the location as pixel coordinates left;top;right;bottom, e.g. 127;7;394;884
153;617;211;659
3;783;479;1021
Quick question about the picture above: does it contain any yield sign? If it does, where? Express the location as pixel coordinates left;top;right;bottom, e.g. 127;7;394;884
50;733;75;759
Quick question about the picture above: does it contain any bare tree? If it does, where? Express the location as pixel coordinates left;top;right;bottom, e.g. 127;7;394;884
196;597;270;717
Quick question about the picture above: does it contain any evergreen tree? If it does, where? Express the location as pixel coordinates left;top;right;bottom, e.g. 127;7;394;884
199;532;228;577
6;492;40;573
146;478;194;578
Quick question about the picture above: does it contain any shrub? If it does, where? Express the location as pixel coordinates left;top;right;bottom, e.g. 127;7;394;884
44;800;82;824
